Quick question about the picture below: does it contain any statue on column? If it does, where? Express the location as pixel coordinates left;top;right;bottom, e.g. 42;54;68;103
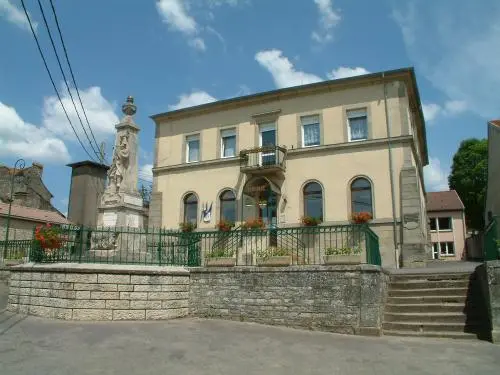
107;131;130;194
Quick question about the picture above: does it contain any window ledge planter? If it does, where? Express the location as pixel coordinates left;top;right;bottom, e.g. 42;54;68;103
205;257;236;267
323;255;362;265
257;255;292;267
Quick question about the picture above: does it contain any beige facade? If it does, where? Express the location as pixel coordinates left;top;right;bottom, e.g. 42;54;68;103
429;211;467;261
150;68;429;267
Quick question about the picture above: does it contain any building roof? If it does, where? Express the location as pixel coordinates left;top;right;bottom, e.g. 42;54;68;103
0;202;70;225
67;160;109;170
150;67;429;166
489;119;500;127
427;190;465;212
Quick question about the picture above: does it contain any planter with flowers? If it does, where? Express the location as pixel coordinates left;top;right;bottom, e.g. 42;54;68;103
216;219;235;232
301;216;322;227
205;247;236;267
241;218;265;230
179;222;196;233
323;246;362;265
301;216;321;247
32;223;66;262
256;247;292;266
351;212;372;225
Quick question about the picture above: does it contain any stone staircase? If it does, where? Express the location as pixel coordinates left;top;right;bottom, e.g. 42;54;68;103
383;271;489;340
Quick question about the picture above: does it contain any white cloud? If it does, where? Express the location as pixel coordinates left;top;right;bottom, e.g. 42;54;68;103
422;100;468;123
0;101;70;163
0;0;38;32
42;86;119;141
327;66;370;80
139;164;153;182
169;91;218;110
311;0;341;44
156;0;205;50
424;157;449;192
392;1;500;118
255;49;322;88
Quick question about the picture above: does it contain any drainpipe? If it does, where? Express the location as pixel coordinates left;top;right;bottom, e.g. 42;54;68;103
382;73;399;268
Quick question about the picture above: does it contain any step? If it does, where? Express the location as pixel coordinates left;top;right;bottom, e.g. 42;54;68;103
390;273;472;283
383;330;479;340
388;287;468;297
382;321;480;333
386;295;467;304
385;303;466;314
383;312;468;324
389;280;469;290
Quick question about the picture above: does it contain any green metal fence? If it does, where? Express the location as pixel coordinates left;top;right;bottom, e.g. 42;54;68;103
484;217;499;261
1;239;32;261
23;223;381;267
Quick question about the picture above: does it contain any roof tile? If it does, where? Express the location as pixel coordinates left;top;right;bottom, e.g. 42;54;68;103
427;190;465;212
0;202;70;225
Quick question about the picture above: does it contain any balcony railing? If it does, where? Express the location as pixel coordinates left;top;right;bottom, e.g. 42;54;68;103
239;146;287;173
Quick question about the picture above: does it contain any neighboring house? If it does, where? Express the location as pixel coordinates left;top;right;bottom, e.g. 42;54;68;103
485;119;500;223
149;67;429;267
0;162;58;212
427;190;466;261
0;202;70;241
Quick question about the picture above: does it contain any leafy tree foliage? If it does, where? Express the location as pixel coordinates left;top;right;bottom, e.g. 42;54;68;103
448;138;488;231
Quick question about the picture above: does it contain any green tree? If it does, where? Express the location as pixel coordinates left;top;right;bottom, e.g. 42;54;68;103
448;138;488;231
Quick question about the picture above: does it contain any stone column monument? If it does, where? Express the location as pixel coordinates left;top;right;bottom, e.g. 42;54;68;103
92;96;148;259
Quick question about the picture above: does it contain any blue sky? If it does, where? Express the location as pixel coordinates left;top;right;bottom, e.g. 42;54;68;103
0;0;498;215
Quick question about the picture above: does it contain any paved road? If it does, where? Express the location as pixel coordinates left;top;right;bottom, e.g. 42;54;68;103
0;312;499;375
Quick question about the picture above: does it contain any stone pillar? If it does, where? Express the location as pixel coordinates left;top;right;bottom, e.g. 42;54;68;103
67;161;109;227
148;192;163;228
400;166;427;267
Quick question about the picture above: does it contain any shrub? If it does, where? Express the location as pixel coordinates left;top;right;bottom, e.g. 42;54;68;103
179;222;196;232
257;247;291;260
351;212;372;224
241;218;265;230
301;216;322;226
207;247;235;258
324;247;362;256
216;219;235;232
34;223;64;251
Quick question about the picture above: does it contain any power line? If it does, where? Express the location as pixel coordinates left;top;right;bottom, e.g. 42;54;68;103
36;0;101;161
48;0;102;161
20;0;96;162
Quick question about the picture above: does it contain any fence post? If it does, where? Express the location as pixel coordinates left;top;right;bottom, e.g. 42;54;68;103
157;228;162;266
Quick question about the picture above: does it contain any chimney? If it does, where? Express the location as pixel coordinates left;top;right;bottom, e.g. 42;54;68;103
32;162;44;177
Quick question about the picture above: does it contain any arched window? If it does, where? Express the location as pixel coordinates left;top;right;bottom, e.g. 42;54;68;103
351;178;373;215
303;182;323;220
183;193;198;224
219;190;236;222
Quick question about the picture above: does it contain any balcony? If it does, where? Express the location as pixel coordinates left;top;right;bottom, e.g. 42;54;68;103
239;146;287;174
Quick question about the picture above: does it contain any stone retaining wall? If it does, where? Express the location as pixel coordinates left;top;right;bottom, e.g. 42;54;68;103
486;260;500;344
0;266;10;285
7;263;190;320
189;265;388;336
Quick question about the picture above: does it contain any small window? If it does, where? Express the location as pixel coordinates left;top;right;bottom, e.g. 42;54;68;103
301;115;320;147
186;135;200;162
351;177;373;215
303;182;323;221
183;193;198;224
429;218;437;231
439;242;455;256
219;190;236;222
438;217;452;231
347;109;368;141
221;129;236;158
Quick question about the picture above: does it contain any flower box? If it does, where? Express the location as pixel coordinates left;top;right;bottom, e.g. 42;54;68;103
323;255;362;265
205;257;236;267
257;255;292;267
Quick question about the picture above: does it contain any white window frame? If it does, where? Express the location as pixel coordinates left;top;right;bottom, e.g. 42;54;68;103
439;241;455;256
220;128;236;158
186;134;200;163
347;108;368;142
430;216;453;232
429;217;437;232
301;115;320;148
259;122;276;165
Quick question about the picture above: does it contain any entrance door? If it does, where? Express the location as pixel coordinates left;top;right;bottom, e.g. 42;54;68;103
258;189;277;228
259;123;276;166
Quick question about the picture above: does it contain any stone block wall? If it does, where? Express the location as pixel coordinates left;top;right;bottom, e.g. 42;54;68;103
486;260;500;344
189;265;388;336
7;264;189;321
